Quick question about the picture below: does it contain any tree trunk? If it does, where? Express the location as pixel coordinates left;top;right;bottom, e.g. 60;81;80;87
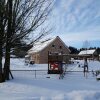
0;41;3;82
4;44;10;80
0;1;4;82
4;0;12;80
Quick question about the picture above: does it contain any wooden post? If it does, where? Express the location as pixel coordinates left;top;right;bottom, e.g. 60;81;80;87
9;70;14;79
35;70;36;78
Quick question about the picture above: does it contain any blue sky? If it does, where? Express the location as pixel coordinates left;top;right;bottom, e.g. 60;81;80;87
49;0;100;48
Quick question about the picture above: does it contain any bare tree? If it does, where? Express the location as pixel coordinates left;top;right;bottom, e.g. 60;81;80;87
82;40;90;49
3;0;54;80
0;1;3;82
0;0;8;82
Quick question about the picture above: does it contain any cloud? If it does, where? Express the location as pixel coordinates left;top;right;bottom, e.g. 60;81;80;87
59;32;100;43
51;0;100;33
48;0;100;48
57;32;100;48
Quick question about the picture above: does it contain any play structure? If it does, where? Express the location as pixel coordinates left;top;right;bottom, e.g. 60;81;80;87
48;52;64;74
48;52;92;74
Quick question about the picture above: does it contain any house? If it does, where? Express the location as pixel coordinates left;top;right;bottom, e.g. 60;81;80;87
78;49;99;60
27;36;70;64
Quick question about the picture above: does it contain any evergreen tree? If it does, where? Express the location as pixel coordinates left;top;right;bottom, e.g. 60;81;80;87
69;46;79;54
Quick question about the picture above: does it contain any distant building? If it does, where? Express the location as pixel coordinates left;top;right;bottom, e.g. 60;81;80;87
27;36;70;64
79;49;99;60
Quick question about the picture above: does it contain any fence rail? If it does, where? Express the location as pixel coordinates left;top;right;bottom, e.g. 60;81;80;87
11;70;48;71
11;70;48;79
11;70;93;72
10;70;95;79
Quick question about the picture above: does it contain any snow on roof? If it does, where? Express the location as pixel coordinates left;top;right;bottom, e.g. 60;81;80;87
97;74;100;79
28;36;70;54
28;37;56;53
25;55;30;57
79;49;96;55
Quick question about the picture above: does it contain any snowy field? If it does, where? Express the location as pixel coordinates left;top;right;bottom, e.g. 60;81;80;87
0;58;100;100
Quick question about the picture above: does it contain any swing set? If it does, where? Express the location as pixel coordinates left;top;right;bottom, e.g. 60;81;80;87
48;52;91;74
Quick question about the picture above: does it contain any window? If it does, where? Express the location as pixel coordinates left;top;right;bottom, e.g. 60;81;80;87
52;44;55;47
59;46;62;49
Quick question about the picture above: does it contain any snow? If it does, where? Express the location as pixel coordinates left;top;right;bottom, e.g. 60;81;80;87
0;58;100;100
28;37;55;53
79;49;96;55
97;74;100;80
10;58;48;70
28;36;70;54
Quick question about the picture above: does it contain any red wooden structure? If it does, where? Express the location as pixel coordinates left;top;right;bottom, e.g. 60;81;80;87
48;52;63;74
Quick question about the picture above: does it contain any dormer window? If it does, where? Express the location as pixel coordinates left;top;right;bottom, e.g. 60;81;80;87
60;46;62;49
52;44;55;47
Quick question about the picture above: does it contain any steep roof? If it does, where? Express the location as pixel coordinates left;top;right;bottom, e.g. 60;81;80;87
28;36;70;54
79;49;96;55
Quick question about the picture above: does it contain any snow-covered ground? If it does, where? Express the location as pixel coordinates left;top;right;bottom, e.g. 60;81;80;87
0;58;100;100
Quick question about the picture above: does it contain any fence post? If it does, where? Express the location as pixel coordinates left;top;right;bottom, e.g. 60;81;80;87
35;70;36;78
